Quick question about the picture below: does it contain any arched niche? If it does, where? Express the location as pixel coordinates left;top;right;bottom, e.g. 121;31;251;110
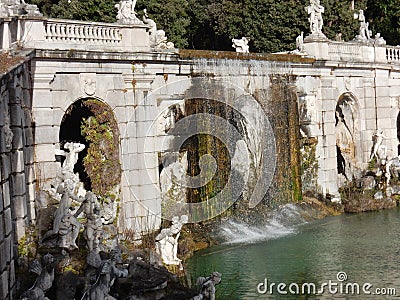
335;92;360;183
59;98;121;194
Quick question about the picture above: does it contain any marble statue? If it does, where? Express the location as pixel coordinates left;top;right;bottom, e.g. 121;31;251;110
84;250;128;300
155;215;188;266
306;0;324;35
41;180;83;250
369;129;387;162
296;32;305;53
20;254;56;300
115;0;141;25
374;33;386;46
0;0;41;17
354;9;371;41
60;142;85;174
75;191;103;253
142;9;174;49
232;37;250;53
383;156;400;186
193;272;222;300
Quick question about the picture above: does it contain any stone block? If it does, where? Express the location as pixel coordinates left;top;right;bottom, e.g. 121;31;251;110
3;208;12;236
1;154;11;181
9;104;22;127
11;150;24;174
0;269;9;299
377;108;392;119
2;182;10;209
32;108;54;126
11;173;26;196
24;146;34;165
11;127;23;150
321;157;337;171
34;126;58;144
377;118;394;130
113;106;127;125
24;127;34;147
0;241;6;272
32;89;53;108
14;218;26;240
35;161;59;182
12;195;27;219
105;90;125;110
34;144;56;163
24;165;35;184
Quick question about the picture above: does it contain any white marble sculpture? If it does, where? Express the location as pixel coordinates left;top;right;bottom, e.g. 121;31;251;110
155;215;188;266
232;37;250;53
296;32;305;53
159;152;188;204
369;129;387;162
305;0;327;40
42;180;83;250
142;9;174;49
0;0;41;17
115;0;142;25
60;142;85;174
74;191;102;253
354;9;371;42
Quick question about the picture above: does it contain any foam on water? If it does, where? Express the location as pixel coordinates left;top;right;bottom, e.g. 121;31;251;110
220;204;306;244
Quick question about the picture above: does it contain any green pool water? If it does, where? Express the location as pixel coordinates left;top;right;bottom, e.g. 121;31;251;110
186;208;400;299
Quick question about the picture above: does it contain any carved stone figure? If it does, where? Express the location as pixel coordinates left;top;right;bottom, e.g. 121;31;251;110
295;32;305;53
374;33;386;46
155;215;188;266
159;152;188;205
4;123;13;150
20;254;56;300
115;0;141;25
41;180;83;250
60;142;85;174
369;129;387;162
142;9;174;49
193;272;222;300
0;0;41;17
75;191;103;253
354;9;371;41
306;0;324;35
84;250;128;300
232;37;250;53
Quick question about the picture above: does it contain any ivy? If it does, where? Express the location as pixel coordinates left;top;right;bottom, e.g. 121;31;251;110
80;99;121;202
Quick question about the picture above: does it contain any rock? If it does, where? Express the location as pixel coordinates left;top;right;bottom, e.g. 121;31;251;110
374;191;383;200
358;176;376;190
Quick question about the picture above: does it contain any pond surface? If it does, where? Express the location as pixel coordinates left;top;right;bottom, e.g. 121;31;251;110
186;208;400;299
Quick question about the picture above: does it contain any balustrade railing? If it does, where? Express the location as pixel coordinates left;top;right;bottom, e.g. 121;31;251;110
44;20;122;45
328;43;362;61
386;47;400;62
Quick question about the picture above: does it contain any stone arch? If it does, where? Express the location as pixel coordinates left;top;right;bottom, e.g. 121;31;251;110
335;92;360;183
59;98;121;193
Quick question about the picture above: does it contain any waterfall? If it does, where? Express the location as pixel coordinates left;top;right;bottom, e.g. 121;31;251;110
219;204;306;244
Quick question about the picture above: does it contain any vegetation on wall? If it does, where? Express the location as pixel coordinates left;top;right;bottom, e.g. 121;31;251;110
80;99;121;202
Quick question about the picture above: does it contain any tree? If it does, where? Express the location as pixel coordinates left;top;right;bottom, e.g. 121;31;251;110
366;0;400;46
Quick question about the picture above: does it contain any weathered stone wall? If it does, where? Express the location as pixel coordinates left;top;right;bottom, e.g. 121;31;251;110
0;54;35;299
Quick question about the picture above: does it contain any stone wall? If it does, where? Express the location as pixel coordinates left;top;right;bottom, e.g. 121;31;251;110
0;54;35;299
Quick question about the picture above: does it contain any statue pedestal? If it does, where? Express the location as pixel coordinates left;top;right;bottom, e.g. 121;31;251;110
304;32;328;43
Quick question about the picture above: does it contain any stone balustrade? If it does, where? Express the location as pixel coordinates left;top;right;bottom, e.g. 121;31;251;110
386;46;400;62
328;42;362;61
1;16;150;52
44;19;121;45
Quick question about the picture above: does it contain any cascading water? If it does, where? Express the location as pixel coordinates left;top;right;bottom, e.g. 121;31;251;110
219;204;306;244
